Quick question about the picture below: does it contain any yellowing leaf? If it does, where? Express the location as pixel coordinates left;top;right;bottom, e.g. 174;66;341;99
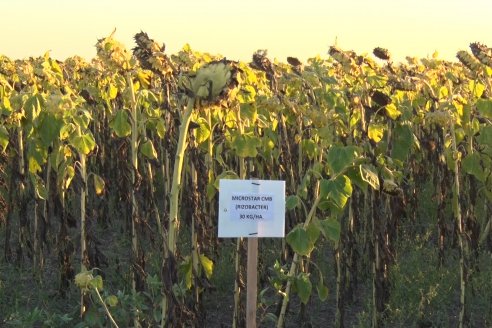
385;103;401;120
199;254;213;279
368;123;385;143
70;133;96;155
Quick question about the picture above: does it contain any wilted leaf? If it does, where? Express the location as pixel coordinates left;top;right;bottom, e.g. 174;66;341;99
32;174;48;200
359;164;380;191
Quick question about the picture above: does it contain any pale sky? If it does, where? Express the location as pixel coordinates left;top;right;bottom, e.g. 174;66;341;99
2;0;491;63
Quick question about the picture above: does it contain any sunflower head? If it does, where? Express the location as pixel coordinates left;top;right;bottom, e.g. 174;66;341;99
179;59;240;106
469;42;492;68
373;47;391;61
456;50;482;72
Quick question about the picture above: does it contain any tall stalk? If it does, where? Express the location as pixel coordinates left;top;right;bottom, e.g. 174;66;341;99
276;188;321;328
78;127;88;317
126;73;141;328
16;126;28;263
161;96;195;327
232;105;247;328
450;121;469;328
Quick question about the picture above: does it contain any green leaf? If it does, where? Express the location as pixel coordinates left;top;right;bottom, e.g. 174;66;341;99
477;99;492;119
199;254;214;279
110;110;131;137
462;153;486;182
319;175;353;211
295;273;312;305
38;113;63;147
286;225;315;256
286;195;301;210
140;139;157;160
318;217;341;242
105;295;119;307
326;145;358;175
368;123;385;143
477;126;492;147
359;164;380;191
70;133;95;155
232;135;261;158
93;174;105;195
306;221;320;245
391;124;413;161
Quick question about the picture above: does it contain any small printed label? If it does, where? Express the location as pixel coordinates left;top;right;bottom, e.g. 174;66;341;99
230;193;274;221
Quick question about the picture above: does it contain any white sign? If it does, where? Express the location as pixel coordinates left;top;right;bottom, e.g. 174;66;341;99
218;179;285;238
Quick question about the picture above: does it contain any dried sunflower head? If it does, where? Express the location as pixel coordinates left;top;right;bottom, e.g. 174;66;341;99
95;29;134;71
328;46;352;66
469;42;492;68
373;47;391;61
456;50;482;72
132;31;173;77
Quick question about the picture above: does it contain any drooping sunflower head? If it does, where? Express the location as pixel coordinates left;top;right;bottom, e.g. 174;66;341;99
373;47;391;61
456;50;482;72
179;59;240;106
328;46;352;66
132;31;172;76
469;42;492;68
95;29;134;71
